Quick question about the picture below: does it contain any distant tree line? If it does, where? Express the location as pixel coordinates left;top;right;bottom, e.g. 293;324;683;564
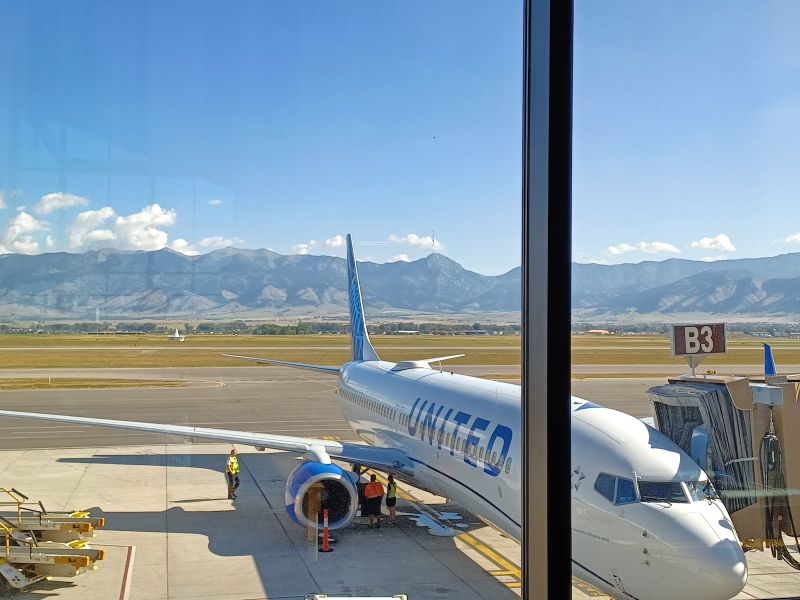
572;322;800;337
11;320;520;336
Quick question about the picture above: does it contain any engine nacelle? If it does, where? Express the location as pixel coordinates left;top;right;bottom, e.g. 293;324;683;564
285;461;359;530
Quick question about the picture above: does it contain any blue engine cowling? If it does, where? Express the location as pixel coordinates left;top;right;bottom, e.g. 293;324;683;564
285;461;359;530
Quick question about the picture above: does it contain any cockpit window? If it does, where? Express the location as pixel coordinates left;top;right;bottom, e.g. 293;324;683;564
615;477;637;505
638;481;688;503
594;473;638;505
686;480;719;502
594;473;616;502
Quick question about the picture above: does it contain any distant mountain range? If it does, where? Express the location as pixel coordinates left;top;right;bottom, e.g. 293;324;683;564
0;248;521;321
572;253;800;321
4;248;800;321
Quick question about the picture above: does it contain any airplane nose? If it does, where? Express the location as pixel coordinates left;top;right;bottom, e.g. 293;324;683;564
688;543;748;599
660;512;747;599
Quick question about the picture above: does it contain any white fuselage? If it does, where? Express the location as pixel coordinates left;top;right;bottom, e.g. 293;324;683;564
336;360;747;600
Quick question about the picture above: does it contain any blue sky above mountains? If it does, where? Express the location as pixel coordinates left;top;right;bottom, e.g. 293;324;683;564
1;1;799;274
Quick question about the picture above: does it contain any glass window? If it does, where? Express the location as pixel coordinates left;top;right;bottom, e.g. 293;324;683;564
686;480;719;502
615;478;638;505
638;481;688;504
0;2;524;598
594;473;616;503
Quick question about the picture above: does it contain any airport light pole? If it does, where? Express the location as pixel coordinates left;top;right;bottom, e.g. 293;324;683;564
521;0;572;598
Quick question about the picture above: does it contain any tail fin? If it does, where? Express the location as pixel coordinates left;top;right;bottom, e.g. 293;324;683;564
346;234;380;362
764;343;777;376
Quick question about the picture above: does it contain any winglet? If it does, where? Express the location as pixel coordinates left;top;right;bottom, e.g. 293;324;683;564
764;343;777;377
346;234;380;362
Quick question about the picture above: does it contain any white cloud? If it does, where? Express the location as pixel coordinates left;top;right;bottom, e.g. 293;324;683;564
388;254;411;262
699;255;728;262
641;241;681;254
0;189;22;210
324;235;345;248
9;236;39;254
169;239;199;256
290;235;347;255
45;235;55;249
690;233;736;252
113;204;176;251
292;240;317;255
208;199;223;206
581;258;609;265
35;192;89;215
785;232;800;244
607;241;680;255
170;235;243;255
0;211;49;255
607;243;636;255
68;207;116;250
389;233;444;251
198;236;239;248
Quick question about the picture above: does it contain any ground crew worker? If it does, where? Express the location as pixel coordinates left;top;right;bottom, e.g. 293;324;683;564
386;474;397;524
226;449;241;499
364;473;384;529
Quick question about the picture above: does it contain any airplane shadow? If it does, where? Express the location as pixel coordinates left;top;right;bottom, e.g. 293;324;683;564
53;451;519;599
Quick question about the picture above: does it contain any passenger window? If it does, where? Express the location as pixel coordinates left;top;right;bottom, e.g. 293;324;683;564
615;477;637;505
504;457;512;474
594;473;615;502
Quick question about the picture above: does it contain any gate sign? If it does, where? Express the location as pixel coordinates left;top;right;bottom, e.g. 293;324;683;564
671;323;727;357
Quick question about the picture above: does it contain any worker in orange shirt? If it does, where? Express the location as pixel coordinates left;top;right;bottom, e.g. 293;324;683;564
363;473;384;529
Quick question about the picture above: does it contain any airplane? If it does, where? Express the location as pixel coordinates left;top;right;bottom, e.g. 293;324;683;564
0;235;747;600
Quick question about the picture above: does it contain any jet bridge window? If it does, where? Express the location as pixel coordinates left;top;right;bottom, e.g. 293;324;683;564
638;481;688;503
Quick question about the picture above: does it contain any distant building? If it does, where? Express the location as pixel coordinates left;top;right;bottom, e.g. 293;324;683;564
168;329;186;342
587;329;611;335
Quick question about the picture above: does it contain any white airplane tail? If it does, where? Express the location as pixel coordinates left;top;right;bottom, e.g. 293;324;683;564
346;234;380;362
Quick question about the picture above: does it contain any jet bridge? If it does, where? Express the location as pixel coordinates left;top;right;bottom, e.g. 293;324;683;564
648;374;800;562
0;488;106;590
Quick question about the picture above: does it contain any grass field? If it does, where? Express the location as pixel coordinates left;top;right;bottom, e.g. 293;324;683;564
0;334;791;370
571;335;800;366
0;378;186;390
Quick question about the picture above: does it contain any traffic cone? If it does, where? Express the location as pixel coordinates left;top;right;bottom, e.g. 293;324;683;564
320;509;333;553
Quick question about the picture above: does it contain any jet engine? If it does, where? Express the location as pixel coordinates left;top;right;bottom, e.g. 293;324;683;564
285;461;359;530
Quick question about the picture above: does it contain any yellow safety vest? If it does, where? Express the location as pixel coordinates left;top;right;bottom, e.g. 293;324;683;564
387;482;397;499
227;455;240;474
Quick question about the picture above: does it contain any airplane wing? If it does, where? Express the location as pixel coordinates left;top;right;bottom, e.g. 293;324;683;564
222;354;341;374
0;410;414;476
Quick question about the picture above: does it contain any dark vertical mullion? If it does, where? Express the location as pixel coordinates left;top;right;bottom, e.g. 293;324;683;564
522;0;573;598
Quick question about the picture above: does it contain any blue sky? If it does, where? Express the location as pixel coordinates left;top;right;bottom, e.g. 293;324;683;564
0;2;798;274
0;1;523;275
574;1;800;265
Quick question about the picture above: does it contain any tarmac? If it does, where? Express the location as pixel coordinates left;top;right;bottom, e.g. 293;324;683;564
0;365;797;599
